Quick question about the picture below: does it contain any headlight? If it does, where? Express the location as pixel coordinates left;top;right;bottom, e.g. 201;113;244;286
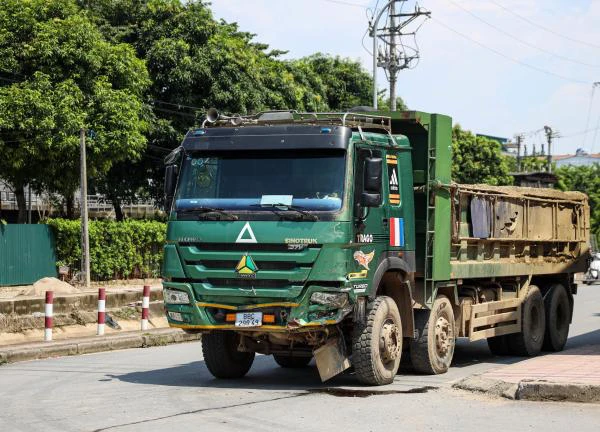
163;288;190;305
310;292;348;308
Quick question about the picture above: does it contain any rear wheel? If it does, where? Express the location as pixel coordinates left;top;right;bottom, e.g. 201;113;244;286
273;354;312;368
506;285;545;356
352;296;403;385
410;295;456;374
202;331;255;379
542;284;570;352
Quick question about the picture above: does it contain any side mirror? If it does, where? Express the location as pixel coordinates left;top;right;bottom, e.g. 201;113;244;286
164;165;179;211
361;157;382;207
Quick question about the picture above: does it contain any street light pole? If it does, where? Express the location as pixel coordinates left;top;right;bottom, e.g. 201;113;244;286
80;128;90;288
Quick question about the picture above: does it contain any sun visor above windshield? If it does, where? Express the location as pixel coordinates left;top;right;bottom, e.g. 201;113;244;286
182;125;352;151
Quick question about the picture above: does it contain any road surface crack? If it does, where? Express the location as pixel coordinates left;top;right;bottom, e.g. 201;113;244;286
91;392;307;431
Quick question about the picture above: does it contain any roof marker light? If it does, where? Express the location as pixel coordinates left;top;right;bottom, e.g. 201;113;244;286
193;129;207;136
321;127;332;134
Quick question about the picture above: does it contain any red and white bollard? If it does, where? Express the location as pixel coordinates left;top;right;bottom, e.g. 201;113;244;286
97;288;106;336
44;291;53;342
141;285;150;331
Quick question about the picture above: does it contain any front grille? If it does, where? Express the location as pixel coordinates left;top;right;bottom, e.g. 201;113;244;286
207;278;291;289
179;242;322;294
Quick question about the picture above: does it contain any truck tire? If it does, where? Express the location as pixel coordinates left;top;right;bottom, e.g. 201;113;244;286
352;296;403;385
409;295;456;374
542;284;570;352
201;331;255;379
506;285;545;356
487;335;510;356
273;354;312;368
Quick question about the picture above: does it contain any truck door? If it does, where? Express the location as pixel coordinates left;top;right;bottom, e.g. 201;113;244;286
353;147;387;282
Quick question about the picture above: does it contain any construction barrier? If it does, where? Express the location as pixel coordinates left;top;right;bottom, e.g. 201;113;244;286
97;288;106;336
44;291;53;342
141;285;150;331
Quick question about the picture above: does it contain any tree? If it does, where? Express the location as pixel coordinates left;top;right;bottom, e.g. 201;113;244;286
0;0;150;222
451;125;513;186
556;164;600;235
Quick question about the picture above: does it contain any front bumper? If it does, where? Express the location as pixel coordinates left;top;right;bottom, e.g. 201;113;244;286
162;281;352;332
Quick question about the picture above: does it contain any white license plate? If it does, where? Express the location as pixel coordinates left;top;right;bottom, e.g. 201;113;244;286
235;312;262;327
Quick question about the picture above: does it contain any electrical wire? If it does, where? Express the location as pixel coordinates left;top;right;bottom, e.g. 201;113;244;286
582;83;600;150
446;0;600;68
431;17;590;84
487;0;600;50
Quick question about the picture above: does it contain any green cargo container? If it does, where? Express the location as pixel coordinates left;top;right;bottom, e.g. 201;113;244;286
0;225;57;286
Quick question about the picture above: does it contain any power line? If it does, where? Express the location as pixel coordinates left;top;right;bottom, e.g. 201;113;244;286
446;0;600;69
487;0;600;50
582;82;600;150
431;17;590;84
151;99;202;111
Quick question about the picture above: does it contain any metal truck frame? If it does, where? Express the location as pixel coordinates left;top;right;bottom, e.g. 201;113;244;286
162;109;590;385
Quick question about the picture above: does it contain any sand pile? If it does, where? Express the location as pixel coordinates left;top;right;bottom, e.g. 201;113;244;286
23;277;81;296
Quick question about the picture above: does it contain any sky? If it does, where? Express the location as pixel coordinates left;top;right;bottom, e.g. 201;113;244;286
209;0;600;156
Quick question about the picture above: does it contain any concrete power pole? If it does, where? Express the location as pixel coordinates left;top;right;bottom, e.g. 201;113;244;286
516;135;523;171
389;1;398;111
370;1;430;110
80;128;90;288
544;126;558;173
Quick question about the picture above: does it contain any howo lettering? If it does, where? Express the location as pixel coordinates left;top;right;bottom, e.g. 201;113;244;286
162;109;590;385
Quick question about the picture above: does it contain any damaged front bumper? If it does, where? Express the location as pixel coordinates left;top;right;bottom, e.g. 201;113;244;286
162;281;354;332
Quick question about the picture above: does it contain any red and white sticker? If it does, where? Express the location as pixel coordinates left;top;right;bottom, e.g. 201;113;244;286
389;217;405;247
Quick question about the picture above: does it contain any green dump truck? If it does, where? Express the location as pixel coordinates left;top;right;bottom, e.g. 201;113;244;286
162;109;590;385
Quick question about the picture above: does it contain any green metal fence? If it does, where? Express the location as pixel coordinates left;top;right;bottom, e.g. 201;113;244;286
0;225;57;286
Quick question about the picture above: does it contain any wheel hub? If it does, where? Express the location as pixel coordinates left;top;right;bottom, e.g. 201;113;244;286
434;316;453;356
380;321;401;362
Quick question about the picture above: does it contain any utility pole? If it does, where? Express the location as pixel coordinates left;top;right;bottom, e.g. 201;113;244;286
544;125;558;173
516;135;523;171
370;1;430;110
80;128;90;288
389;1;398;111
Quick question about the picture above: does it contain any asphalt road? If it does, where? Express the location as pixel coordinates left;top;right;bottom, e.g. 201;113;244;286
1;284;599;432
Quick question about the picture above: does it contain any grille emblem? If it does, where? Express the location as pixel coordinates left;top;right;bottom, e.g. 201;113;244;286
235;254;258;278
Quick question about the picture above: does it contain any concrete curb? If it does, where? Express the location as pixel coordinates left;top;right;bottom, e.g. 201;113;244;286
0;328;201;365
453;375;600;403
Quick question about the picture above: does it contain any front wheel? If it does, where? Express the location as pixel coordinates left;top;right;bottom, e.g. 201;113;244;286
410;295;456;374
352;296;403;385
202;331;255;379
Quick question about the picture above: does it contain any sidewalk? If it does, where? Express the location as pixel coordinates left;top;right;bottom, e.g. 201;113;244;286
454;344;600;403
0;328;201;365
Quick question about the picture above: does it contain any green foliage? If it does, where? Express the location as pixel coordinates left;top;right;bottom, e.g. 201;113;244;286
46;218;166;280
451;125;513;186
555;164;600;235
0;0;150;221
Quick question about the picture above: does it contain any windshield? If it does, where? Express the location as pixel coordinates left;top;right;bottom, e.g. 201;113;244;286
175;151;346;212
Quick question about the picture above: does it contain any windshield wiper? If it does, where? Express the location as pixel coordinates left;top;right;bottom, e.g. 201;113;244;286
177;207;238;221
251;203;318;221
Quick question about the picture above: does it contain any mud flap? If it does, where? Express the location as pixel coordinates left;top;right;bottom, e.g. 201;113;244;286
314;337;351;382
